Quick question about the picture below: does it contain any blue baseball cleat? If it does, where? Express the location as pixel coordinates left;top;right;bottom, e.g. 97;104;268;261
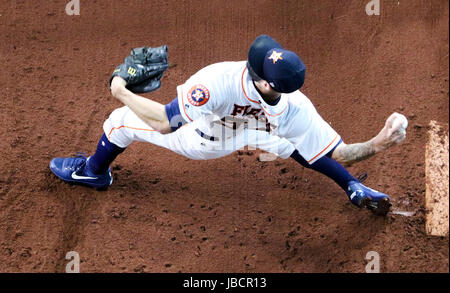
49;153;113;190
346;181;391;215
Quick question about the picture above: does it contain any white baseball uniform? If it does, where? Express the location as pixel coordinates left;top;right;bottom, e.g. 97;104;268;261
103;61;341;163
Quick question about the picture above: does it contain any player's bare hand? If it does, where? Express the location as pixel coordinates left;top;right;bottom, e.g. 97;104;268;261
372;112;408;153
110;76;127;97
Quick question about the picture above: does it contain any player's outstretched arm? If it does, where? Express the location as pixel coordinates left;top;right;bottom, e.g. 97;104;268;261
332;113;407;166
331;140;376;167
110;76;172;134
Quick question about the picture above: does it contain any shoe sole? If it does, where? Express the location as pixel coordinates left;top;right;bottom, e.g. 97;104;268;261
372;197;391;216
360;196;372;208
62;177;110;191
363;197;391;216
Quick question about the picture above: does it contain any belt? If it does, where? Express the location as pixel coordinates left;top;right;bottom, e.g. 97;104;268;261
195;129;219;141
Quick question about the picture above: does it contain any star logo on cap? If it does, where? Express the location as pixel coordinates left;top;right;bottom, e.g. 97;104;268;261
268;50;284;64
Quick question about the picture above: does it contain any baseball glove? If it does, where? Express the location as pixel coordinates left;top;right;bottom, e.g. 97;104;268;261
110;45;169;93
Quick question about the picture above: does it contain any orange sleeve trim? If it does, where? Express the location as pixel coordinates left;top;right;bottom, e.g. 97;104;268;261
180;87;193;122
108;125;156;140
307;135;339;163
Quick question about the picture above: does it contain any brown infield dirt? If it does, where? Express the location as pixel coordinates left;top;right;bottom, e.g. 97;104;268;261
0;0;448;273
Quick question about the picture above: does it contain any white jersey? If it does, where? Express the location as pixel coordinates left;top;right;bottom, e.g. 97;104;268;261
104;61;340;163
176;61;340;163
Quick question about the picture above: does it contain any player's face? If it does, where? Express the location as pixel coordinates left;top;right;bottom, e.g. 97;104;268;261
254;80;281;102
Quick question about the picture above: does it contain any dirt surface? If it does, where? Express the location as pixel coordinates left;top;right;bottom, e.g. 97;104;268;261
0;0;448;273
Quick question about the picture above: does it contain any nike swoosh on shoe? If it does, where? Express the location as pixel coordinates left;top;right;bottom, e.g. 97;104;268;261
71;172;98;180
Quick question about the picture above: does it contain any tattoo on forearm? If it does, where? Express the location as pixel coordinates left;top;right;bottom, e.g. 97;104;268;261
336;141;376;164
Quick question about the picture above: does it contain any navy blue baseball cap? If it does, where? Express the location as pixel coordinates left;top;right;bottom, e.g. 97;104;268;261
247;35;306;93
263;48;306;93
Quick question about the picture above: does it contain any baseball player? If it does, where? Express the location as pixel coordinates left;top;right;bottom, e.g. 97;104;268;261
49;35;407;215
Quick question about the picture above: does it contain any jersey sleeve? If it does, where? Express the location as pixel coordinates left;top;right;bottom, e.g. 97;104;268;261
282;95;341;164
177;73;219;123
